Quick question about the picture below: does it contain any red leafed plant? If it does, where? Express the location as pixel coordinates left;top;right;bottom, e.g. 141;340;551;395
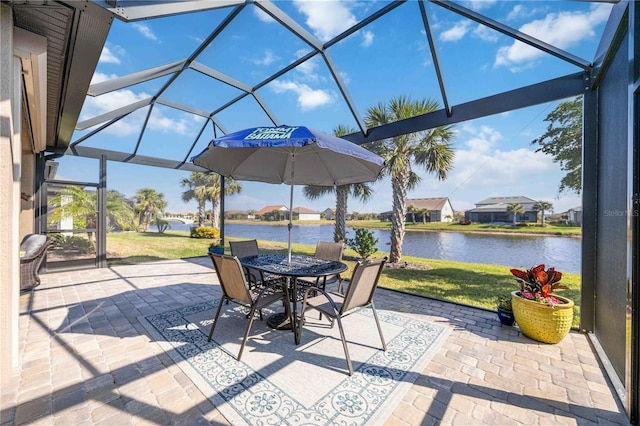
510;264;569;305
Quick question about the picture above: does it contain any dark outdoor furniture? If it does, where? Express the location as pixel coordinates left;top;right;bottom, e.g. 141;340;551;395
298;241;345;291
239;254;348;331
229;239;279;289
20;234;51;291
295;257;388;376
208;253;292;361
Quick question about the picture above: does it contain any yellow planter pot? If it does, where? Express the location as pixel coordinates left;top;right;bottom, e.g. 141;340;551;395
511;291;574;344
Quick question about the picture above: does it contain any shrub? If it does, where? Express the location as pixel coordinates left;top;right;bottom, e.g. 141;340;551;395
346;228;379;259
190;226;220;239
50;234;95;254
155;218;172;234
496;294;512;311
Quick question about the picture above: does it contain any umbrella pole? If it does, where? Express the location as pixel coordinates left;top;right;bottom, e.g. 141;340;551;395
288;156;294;264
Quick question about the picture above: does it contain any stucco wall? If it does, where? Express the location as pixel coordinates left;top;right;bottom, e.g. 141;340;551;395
1;2;20;380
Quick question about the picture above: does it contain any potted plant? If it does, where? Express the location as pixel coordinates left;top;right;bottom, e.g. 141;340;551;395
496;294;515;326
509;264;574;344
208;241;225;255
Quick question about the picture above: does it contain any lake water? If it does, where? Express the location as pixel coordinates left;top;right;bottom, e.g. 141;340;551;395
160;222;582;273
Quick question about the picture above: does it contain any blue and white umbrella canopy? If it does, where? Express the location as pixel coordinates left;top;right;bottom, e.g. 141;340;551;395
192;125;384;261
192;125;383;186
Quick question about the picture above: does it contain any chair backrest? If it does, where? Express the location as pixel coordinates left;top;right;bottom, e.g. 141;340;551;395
315;241;343;262
341;257;387;313
20;234;49;259
209;253;252;304
229;239;259;259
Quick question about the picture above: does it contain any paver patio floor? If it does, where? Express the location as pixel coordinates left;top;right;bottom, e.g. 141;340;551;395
0;257;630;425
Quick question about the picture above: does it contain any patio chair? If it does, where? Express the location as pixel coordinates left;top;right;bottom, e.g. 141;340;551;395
298;241;345;292
229;239;277;288
208;253;292;361
20;234;51;291
295;256;388;376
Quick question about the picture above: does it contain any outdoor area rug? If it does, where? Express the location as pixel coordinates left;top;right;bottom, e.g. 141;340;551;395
139;301;450;425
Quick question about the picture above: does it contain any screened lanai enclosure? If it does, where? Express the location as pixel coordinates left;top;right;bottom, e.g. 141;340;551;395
2;0;638;423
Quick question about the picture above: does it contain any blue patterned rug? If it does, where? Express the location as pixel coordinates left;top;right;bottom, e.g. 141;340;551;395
140;301;450;425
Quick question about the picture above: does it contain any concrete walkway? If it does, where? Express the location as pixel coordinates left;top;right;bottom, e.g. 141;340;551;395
1;258;630;425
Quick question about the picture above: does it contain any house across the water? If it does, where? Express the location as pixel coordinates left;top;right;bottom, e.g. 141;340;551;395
465;196;538;223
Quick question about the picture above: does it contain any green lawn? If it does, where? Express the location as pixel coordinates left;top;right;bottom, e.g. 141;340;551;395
107;230;581;326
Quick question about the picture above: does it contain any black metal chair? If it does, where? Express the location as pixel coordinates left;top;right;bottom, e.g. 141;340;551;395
208;253;292;361
229;239;280;289
295;257;388;376
298;240;345;292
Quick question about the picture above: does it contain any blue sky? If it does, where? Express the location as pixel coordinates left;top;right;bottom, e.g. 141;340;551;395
60;0;612;216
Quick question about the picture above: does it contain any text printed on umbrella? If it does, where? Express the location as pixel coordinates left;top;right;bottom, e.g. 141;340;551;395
245;127;299;140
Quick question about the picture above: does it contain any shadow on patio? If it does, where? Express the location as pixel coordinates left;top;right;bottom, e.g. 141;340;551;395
0;257;630;425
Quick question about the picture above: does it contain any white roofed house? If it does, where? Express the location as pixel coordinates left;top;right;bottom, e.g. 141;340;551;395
292;207;321;221
465;196;539;224
380;197;455;223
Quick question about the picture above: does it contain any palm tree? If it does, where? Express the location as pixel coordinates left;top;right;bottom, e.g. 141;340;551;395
133;188;167;231
105;190;137;231
419;208;430;224
180;172;210;227
303;125;374;243
365;96;455;263
202;173;242;229
270;209;284;222
48;187;136;245
407;204;418;224
507;203;526;225
533;201;553;227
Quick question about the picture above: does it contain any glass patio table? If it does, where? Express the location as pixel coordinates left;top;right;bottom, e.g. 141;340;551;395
239;254;348;331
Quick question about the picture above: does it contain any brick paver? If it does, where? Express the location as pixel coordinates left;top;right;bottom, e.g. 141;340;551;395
0;257;630;425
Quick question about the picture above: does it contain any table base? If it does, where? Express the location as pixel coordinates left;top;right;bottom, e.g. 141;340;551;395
266;312;293;330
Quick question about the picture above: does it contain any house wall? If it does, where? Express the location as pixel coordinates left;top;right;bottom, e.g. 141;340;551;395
1;3;20;379
441;202;454;222
298;213;320;221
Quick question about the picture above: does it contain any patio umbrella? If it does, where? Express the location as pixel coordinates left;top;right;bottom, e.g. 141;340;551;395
191;125;384;263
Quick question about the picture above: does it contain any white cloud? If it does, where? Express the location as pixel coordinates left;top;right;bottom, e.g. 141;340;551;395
464;0;497;11
131;23;157;41
90;72;119;85
253;5;274;23
506;5;550;23
292;0;374;47
339;70;351;85
99;45;121;64
413;123;557;208
81;73;193;137
269;80;332;110
495;3;611;70
506;5;524;22
472;25;498;42
459;123;502;153
293;49;320;82
254;50;280;66
440;21;471;42
361;31;374;47
293;0;357;42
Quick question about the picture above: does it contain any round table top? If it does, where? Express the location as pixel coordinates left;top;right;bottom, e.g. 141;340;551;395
239;253;347;277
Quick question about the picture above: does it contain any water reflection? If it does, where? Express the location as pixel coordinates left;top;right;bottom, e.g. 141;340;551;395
161;222;581;273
